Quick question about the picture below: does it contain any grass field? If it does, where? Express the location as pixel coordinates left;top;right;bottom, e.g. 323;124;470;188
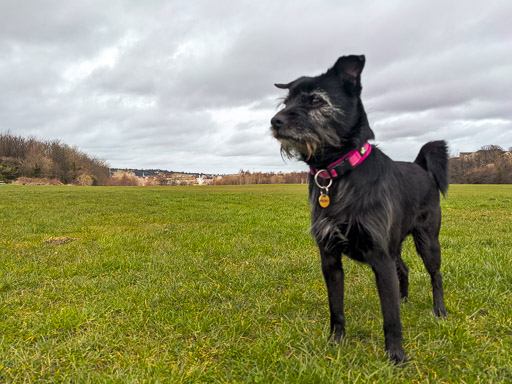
0;184;511;383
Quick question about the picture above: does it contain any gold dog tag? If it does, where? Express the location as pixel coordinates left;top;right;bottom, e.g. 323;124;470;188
318;193;330;208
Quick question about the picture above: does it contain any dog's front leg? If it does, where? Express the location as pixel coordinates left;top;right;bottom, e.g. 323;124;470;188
320;246;345;343
370;254;406;364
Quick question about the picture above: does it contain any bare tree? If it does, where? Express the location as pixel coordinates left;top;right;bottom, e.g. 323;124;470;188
0;132;111;185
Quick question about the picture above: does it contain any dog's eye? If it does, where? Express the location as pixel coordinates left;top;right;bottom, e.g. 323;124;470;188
311;96;323;107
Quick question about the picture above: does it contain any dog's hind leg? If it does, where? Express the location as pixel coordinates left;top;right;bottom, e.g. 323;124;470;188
412;229;447;317
320;246;345;343
396;257;409;300
393;244;409;300
370;254;406;364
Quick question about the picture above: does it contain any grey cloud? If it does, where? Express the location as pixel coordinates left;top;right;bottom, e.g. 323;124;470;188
1;0;511;172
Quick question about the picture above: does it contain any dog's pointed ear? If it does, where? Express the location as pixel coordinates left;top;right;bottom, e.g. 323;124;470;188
274;82;291;89
275;76;309;91
332;55;365;95
334;55;365;78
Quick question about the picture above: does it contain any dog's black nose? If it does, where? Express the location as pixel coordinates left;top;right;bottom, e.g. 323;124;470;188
271;115;287;129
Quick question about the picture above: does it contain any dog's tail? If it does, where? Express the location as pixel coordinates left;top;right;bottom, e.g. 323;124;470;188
414;140;449;196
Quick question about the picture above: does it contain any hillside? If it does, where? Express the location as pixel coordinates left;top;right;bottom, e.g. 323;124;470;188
449;145;512;184
0;132;109;185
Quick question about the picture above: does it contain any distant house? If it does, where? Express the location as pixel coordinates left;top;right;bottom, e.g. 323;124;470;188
171;173;196;185
196;174;214;185
450;147;512;184
459;152;477;160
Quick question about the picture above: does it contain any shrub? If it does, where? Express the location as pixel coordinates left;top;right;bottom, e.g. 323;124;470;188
11;177;63;186
76;173;95;186
110;170;141;186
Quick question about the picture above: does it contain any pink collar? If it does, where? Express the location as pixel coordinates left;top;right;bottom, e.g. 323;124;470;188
310;142;372;179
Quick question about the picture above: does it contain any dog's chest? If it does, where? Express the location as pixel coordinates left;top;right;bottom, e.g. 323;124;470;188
310;210;371;261
309;184;376;261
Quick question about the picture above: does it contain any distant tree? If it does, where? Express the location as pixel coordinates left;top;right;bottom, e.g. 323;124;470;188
449;145;512;184
0;131;111;185
19;142;53;178
76;173;95;186
212;170;309;185
0;131;30;158
0;157;19;182
110;170;140;186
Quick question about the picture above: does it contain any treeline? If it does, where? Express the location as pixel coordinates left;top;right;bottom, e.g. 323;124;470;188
0;132;110;185
2;132;510;186
212;170;309;185
449;145;512;184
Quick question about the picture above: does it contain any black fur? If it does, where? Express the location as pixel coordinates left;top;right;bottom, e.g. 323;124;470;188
271;55;448;364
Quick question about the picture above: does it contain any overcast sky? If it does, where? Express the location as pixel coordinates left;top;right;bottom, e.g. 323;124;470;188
1;0;511;174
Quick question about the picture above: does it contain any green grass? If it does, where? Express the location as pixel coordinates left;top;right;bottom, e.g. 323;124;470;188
0;184;511;383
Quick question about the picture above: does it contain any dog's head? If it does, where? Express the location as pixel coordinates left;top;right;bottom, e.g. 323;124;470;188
271;55;374;163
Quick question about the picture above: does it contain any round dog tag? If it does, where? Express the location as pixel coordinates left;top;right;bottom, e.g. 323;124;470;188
318;194;330;208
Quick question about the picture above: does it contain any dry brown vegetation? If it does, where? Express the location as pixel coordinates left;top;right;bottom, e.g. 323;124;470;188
2;132;510;186
212;170;309;185
449;145;512;184
0;131;109;185
109;170;141;186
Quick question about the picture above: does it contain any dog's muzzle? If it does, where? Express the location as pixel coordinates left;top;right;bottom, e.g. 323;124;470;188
271;113;287;131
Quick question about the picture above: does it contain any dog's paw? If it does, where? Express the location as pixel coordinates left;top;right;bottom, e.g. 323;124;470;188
434;306;447;318
387;347;407;366
328;330;345;345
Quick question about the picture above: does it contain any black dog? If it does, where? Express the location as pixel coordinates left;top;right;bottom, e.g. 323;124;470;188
270;55;448;364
